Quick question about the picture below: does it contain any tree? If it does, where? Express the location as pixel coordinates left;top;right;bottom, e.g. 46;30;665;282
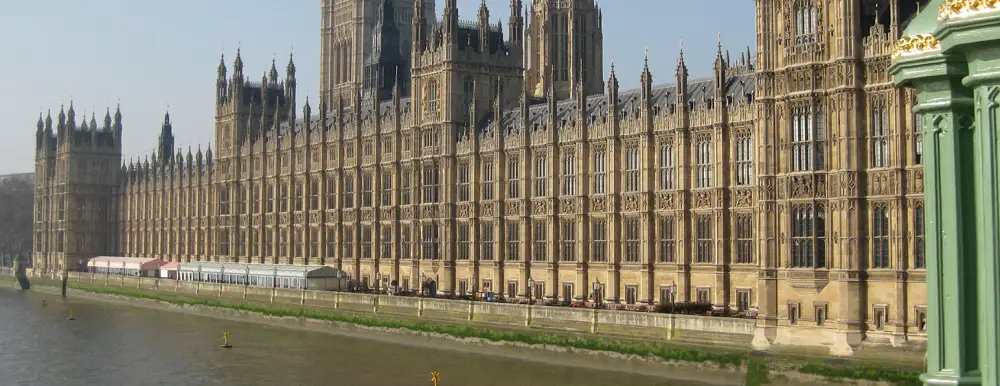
0;175;34;267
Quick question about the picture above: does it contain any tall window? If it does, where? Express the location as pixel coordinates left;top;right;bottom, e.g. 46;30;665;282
508;158;521;199
218;187;231;215
401;168;411;205
481;223;494;261
361;226;372;259
696;138;713;188
593;150;606;194
422;163;439;203
507;222;520;261
425;79;439;118
483;160;495;200
624;218;640;263
735;134;753;186
458;162;470;202
795;2;818;45
381;225;392;259
791;104;825;171
791;205;826;268
310;178;320;210
592;219;607;262
872;205;890;269
551;14;570;81
462;77;475;123
342;226;354;259
295;181;305;211
659;142;675;190
913;108;924;165
624;146;640;192
534;155;548;197
658;217;675;263
735;214;753;264
562;153;577;196
381;172;392;206
343;175;355;209
279;184;288;212
533;222;548;262
326;177;336;209
915;205;925;269
695;215;713;263
400;224;411;260
870;98;889;168
458;223;470;260
561;220;575;262
326;228;336;259
422;223;440;260
362;172;373;207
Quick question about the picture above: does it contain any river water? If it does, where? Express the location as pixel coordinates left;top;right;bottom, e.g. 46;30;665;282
0;288;725;386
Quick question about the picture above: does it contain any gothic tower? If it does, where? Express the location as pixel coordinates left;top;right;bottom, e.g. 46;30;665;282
33;103;123;272
526;0;604;99
362;0;410;101
753;0;931;353
320;0;436;108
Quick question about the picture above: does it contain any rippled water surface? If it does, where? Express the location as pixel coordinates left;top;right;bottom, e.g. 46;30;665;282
0;288;712;386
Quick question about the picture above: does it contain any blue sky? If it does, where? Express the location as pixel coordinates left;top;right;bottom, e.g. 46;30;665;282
0;1;754;174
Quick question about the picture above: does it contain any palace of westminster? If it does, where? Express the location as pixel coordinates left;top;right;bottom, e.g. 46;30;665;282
33;0;933;352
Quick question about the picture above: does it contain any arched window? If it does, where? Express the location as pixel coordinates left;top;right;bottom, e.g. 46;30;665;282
870;97;889;168
463;77;475;123
872;205;891;268
794;1;819;45
791;204;826;268
425;79;439;118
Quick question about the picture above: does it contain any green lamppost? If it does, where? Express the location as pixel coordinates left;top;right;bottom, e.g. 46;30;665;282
890;1;1000;385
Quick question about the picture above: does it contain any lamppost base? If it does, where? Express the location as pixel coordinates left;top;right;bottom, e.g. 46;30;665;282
921;370;982;386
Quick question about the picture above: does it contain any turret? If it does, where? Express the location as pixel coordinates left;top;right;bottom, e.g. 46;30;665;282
36;113;44;151
303;98;312;132
103;108;112;131
640;49;653;117
57;105;67;143
158;111;175;160
413;0;427;54
509;0;523;44
478;0;490;50
269;56;279;84
607;62;619;112
67;102;77;132
113;104;123;140
675;41;689;110
285;53;297;106
90;113;98;146
217;54;227;105
443;0;458;40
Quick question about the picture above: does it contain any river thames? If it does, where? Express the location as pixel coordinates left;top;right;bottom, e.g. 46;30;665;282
0;287;724;386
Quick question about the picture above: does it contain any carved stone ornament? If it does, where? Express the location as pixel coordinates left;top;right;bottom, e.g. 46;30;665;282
279;213;289;224
841;172;858;197
421;205;438;218
869;170;897;196
814;174;827;198
790;175;813;198
909;169;924;193
294;212;305;224
591;197;607;212
657;192;676;210
561;197;576;213
533;199;548;215
310;212;322;224
361;209;374;222
401;207;413;220
241;215;250;227
381;209;394;221
457;203;472;218
342;210;355;222
481;202;496;217
694;191;712;208
506;201;521;216
623;194;640;212
734;188;753;208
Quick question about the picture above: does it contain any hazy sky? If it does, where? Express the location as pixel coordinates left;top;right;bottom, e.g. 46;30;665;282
0;0;755;174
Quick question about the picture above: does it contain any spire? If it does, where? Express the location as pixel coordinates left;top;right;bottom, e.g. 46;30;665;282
89;113;97;132
269;55;279;83
45;110;53;133
676;39;688;78
233;47;244;78
304;96;312;121
286;52;296;77
478;0;490;25
218;53;227;79
37;112;44;132
104;108;112;131
642;47;652;81
67;101;76;130
80;113;89;131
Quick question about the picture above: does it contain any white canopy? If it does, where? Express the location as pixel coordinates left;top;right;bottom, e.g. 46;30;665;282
88;256;166;271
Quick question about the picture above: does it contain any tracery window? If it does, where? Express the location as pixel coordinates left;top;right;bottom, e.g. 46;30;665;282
342;226;354;259
591;219;607;262
534;154;548;198
593;149;607;194
422;163;439;204
695;215;713;263
533;222;547;262
561;219;576;262
658;217;676;263
624;218;640;263
425;79;439;118
562;153;577;196
624;146;640;192
458;223;470;260
791;104;825;171
794;1;819;45
695;137;713;188
482;159;495;201
481;223;494;261
659;142;675;190
458;162;470;202
400;224;411;260
380;171;392;207
508;158;521;199
362;172;373;208
913;104;924;165
790;204;826;268
870;97;889;168
343;174;355;209
506;222;520;261
872;205;890;269
735;214;754;264
380;225;391;259
421;223;440;260
463;77;475;123
914;204;925;269
735;133;753;186
401;167;412;205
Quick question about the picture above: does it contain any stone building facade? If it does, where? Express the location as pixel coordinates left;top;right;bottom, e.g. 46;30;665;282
33;0;932;355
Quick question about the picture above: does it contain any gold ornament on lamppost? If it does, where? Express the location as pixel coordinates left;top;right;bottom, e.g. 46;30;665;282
430;372;441;386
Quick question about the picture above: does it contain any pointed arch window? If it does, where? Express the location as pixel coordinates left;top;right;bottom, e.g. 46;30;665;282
872;205;891;269
794;1;819;45
791;103;825;172
914;204;925;269
425;79;439;118
871;97;889;168
790;204;826;268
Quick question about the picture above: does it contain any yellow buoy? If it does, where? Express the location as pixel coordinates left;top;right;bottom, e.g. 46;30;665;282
221;331;232;348
430;372;441;386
